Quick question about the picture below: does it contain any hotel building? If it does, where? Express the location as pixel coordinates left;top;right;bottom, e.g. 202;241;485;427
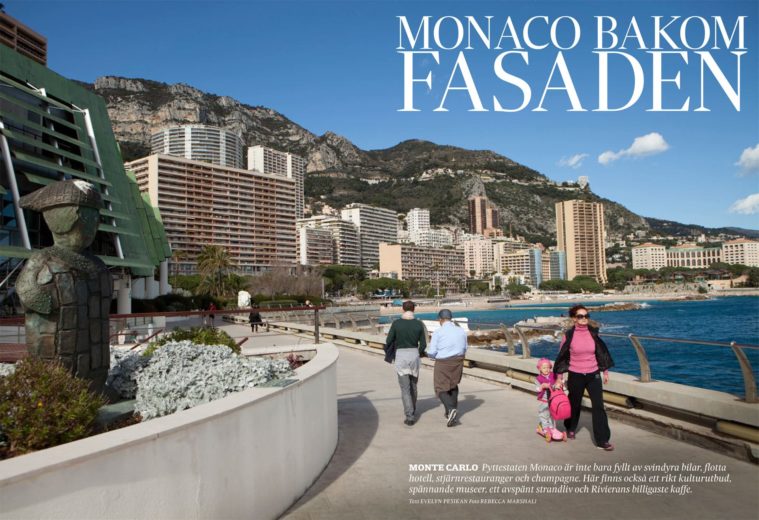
151;125;244;169
379;243;465;293
721;239;759;267
248;145;306;219
0;11;46;65
632;243;667;270
129;154;296;274
555;200;608;284
666;244;721;269
341;203;398;269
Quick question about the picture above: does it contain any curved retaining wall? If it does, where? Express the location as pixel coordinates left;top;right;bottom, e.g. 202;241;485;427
0;343;339;520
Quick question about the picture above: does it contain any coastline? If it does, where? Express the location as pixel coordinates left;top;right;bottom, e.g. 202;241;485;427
379;289;759;315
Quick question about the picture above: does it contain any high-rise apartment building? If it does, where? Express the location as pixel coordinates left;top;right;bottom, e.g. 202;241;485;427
299;216;361;267
151;125;244;168
296;222;334;266
130;154;296;273
463;239;494;278
248;145;306;219
721;239;759;267
379;243;465;293
341;203;398;269
0;11;46;65
632;243;667;270
406;208;430;244
468;195;500;235
555;200;608;284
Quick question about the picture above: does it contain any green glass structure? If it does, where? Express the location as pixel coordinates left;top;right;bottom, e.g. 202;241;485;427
0;44;170;281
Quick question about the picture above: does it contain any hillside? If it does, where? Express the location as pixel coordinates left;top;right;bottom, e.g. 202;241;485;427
88;76;753;242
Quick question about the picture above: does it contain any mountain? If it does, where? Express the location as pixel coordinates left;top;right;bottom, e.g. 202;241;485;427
88;76;754;243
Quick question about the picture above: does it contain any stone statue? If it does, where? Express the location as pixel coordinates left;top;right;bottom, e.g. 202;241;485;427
16;180;113;393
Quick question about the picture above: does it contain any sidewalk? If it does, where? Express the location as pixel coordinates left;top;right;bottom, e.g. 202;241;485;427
277;344;759;520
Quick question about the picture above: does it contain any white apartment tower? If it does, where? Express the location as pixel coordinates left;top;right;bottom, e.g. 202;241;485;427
248;145;306;218
406;208;430;244
555;200;608;284
151;125;244;168
341;203;398;269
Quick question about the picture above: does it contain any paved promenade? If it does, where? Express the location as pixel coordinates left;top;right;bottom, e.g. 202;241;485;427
216;323;759;520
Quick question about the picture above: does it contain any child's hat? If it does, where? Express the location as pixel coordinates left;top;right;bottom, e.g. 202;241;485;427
537;358;553;369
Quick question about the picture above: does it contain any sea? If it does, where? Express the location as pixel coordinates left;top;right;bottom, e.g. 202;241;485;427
408;296;759;397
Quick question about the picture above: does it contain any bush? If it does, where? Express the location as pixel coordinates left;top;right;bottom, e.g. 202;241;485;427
0;357;105;455
146;326;240;356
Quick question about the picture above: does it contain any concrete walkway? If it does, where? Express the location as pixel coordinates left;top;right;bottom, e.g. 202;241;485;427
212;323;759;520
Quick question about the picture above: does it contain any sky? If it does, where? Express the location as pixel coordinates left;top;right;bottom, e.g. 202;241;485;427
7;0;759;230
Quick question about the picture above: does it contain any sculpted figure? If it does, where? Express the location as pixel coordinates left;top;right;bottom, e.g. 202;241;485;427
16;180;113;393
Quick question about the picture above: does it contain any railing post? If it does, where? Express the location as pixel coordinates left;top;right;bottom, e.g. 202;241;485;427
730;341;757;403
514;326;531;358
500;324;516;355
627;334;652;383
314;307;320;344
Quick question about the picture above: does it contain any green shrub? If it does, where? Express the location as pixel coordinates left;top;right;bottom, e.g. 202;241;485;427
0;357;105;455
146;326;240;356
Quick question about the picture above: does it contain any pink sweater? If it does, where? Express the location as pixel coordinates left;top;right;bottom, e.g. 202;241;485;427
568;324;599;374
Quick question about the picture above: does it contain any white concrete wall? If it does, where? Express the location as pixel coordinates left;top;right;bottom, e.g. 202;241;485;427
0;343;338;520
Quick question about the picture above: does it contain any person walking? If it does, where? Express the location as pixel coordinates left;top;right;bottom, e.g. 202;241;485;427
385;300;427;426
553;305;616;451
249;306;262;333
427;309;468;427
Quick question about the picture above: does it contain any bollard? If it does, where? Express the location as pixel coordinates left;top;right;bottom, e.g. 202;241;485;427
314;308;320;344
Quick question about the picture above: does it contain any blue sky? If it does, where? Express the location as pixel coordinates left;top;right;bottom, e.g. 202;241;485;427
7;0;759;230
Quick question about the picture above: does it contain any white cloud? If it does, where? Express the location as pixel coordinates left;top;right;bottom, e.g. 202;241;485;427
735;143;759;174
558;153;588;169
598;132;669;165
729;193;759;215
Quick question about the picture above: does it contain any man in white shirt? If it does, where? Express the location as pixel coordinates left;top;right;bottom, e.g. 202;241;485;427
427;309;468;426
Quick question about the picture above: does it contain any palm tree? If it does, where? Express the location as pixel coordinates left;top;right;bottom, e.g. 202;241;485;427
196;245;235;297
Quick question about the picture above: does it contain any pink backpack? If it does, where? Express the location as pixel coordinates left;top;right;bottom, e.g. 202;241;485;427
549;390;571;420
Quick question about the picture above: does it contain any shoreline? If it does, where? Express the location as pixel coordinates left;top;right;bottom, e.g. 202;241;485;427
379;290;759;315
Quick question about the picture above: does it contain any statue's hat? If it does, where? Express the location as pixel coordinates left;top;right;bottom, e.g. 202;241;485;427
19;180;103;212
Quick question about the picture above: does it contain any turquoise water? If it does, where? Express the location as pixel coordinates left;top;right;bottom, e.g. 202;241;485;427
403;297;759;397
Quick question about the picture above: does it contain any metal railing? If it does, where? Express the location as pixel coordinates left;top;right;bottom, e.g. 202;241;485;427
467;320;758;403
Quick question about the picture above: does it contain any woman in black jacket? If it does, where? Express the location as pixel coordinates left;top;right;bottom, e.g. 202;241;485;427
553;305;615;451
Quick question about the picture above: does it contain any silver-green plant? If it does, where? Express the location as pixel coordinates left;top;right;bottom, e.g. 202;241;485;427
134;341;293;420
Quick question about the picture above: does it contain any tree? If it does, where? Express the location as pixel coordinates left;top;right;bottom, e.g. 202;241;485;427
196;245;236;297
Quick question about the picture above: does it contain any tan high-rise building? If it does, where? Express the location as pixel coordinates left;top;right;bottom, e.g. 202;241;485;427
0;11;46;65
379;243;465;293
555;200;608;283
129;154;296;274
463;239;494;278
468;195;499;235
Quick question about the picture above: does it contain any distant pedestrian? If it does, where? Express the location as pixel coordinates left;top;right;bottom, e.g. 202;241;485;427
249;306;262;333
208;302;217;326
427;309;467;427
385;300;427;426
553;305;615;451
